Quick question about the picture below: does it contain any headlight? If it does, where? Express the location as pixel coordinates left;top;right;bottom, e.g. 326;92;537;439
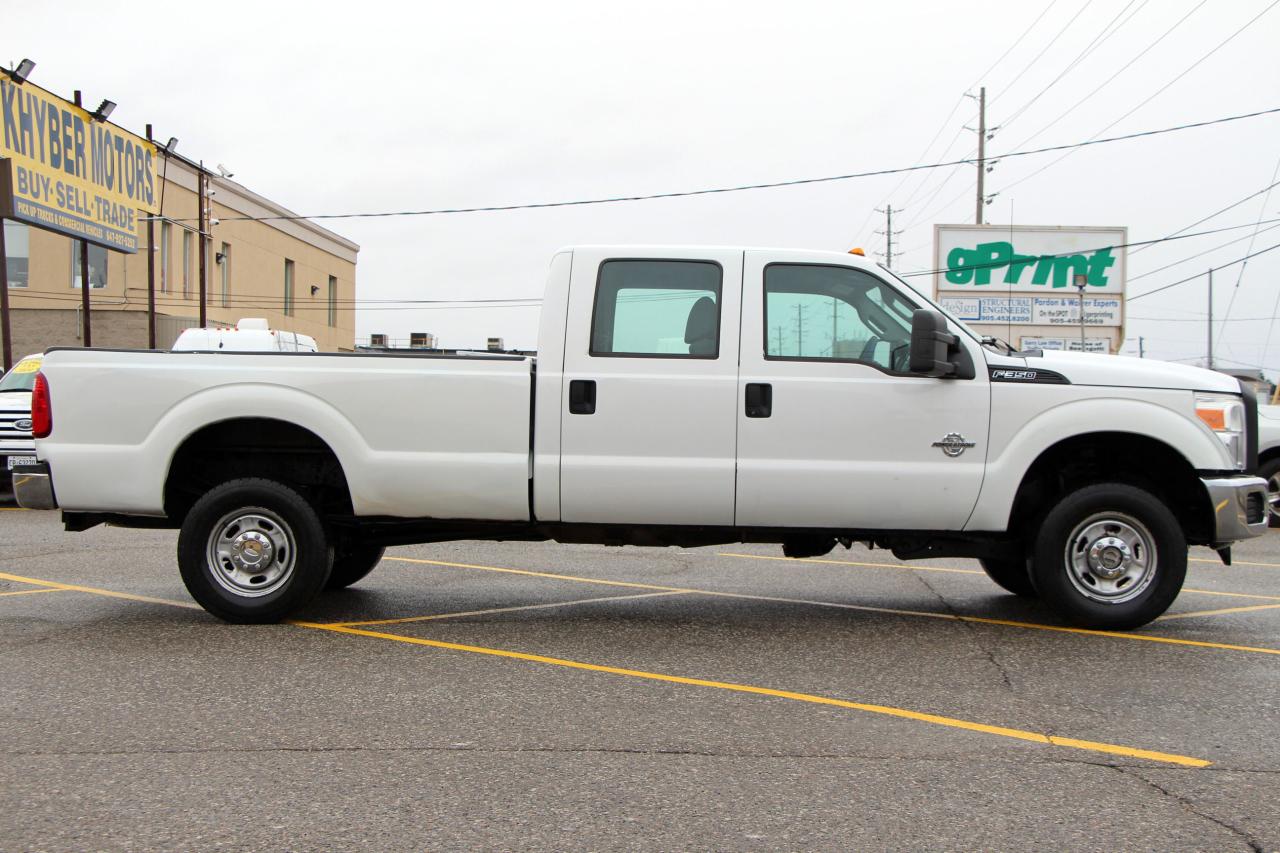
1195;393;1246;470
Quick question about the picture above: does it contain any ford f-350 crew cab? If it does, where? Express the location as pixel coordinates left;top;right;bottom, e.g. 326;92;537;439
14;246;1269;628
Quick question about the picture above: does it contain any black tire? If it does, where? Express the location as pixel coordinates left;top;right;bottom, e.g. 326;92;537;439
1030;483;1185;630
1258;457;1280;528
325;544;386;590
979;557;1037;598
177;478;333;623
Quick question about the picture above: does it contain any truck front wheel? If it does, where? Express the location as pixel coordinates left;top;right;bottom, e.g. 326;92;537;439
1030;483;1185;630
177;478;333;623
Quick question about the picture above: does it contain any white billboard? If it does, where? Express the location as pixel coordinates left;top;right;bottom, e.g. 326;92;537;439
934;224;1127;295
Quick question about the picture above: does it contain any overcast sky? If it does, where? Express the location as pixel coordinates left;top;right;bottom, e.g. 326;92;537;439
8;0;1280;371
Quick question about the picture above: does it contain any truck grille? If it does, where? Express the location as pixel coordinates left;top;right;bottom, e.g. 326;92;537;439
0;409;33;440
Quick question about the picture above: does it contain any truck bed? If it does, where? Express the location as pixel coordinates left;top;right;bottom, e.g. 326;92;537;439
38;348;535;520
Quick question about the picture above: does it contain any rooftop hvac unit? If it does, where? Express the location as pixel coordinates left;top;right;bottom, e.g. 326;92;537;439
410;332;436;349
370;333;388;348
486;337;505;352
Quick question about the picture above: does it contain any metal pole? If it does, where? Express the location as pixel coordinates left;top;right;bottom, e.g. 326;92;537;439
79;240;91;347
1077;282;1086;350
975;87;986;225
73;90;91;348
0;218;11;372
1207;269;1213;370
145;124;156;349
1138;336;1145;358
197;162;207;328
887;204;895;269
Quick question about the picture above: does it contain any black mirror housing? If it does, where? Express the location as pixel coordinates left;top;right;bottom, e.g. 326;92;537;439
910;309;968;378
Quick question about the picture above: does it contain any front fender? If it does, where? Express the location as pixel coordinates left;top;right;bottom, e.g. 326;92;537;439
966;394;1229;531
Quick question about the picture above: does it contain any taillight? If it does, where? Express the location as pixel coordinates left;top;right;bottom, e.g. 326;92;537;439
31;372;51;439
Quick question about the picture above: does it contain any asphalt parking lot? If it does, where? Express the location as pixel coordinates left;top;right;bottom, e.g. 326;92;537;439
1;508;1278;851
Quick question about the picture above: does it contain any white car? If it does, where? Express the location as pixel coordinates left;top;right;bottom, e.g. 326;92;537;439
15;246;1269;629
172;318;318;353
0;354;42;493
1255;404;1280;525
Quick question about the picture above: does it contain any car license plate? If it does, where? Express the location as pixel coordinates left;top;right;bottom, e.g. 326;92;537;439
7;455;36;470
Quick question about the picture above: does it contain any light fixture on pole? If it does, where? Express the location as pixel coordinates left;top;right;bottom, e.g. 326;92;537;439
89;99;116;122
6;58;35;84
1073;273;1088;351
164;137;178;154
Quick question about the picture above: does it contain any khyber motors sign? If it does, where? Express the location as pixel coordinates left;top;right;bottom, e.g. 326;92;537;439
0;77;158;252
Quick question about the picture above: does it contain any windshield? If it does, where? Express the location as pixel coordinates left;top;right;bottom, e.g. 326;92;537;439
0;357;41;393
876;265;982;344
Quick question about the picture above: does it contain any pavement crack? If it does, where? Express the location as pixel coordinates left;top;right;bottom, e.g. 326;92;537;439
911;569;1015;691
1114;766;1267;851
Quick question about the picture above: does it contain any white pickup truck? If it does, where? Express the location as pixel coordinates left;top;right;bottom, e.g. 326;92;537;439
14;246;1268;629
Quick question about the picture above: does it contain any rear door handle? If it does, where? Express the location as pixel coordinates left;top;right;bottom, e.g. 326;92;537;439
569;379;596;415
745;383;772;418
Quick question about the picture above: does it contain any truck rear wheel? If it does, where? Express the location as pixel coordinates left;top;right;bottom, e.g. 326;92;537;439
325;544;386;590
177;478;333;623
1258;457;1280;527
978;557;1037;598
1030;483;1185;630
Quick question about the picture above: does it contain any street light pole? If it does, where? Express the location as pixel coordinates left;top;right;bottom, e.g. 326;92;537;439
0;218;11;372
1074;273;1087;351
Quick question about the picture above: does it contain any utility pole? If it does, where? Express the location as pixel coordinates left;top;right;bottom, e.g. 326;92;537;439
795;304;807;357
73;90;91;347
1138;336;1145;358
874;204;903;269
775;325;785;355
0;217;11;372
975;86;986;225
197;161;207;328
1207;269;1214;370
831;298;839;356
145;124;156;349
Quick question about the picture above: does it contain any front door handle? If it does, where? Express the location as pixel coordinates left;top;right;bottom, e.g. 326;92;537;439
745;383;772;418
569;379;596;415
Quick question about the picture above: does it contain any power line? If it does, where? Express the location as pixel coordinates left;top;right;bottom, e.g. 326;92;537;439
1128;220;1280;283
998;0;1280;194
152;107;1280;225
1007;0;1208;152
1126;240;1280;302
988;0;1094;107
1132;178;1280;256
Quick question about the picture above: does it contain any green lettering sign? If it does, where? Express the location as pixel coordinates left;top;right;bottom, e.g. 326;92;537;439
945;240;1115;288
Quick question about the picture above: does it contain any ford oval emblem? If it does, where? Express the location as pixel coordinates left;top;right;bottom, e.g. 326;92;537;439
14;418;32;431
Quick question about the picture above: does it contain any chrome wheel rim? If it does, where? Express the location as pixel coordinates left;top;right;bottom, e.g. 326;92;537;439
1063;512;1157;604
206;507;296;598
1267;472;1280;523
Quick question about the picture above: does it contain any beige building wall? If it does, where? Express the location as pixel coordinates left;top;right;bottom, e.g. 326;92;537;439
3;157;358;352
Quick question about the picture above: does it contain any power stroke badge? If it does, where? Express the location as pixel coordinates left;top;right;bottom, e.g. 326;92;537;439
932;433;976;458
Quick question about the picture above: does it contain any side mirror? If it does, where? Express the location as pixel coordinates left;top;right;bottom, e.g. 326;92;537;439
909;309;959;377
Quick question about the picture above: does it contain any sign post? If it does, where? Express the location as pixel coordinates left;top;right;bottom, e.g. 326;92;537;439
0;214;10;371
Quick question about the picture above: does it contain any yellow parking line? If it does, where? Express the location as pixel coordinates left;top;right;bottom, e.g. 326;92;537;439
1191;557;1280;569
0;587;66;597
0;507;30;511
330;590;690;628
0;571;201;610
721;552;1280;602
290;620;1209;768
1156;603;1280;621
386;557;1280;656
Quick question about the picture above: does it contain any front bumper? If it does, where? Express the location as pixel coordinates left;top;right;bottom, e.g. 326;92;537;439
1201;475;1268;545
12;462;57;510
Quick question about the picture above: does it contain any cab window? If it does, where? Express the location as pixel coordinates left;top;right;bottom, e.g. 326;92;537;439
590;260;722;358
764;264;916;372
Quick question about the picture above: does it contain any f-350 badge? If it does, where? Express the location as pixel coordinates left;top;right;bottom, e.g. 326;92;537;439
932;433;975;458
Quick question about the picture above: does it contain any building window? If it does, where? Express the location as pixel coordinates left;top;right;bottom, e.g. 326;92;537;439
182;231;192;299
219;242;231;307
70;242;108;289
283;259;295;316
589;260;722;357
327;275;337;327
2;221;29;288
159;222;171;293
